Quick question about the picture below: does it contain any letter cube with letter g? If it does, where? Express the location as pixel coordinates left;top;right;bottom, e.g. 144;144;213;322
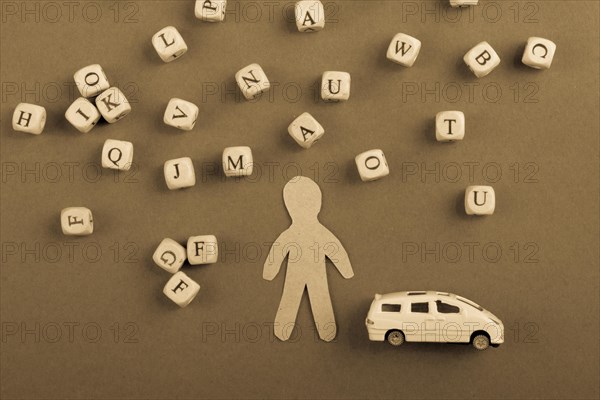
61;207;93;236
465;186;495;215
464;41;500;78
163;272;200;307
153;238;187;273
355;149;390;182
187;235;219;265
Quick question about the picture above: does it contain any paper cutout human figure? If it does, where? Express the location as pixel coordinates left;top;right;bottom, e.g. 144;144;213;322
263;176;354;342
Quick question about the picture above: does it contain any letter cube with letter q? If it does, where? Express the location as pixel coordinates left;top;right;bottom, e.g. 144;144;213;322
464;41;500;78
61;207;94;236
102;139;134;171
163;272;200;307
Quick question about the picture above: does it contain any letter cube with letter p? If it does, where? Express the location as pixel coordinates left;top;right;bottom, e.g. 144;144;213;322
61;207;94;236
195;0;226;22
163;272;200;307
464;41;500;78
187;235;218;265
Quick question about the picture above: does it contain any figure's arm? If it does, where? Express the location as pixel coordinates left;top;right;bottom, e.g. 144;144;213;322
323;228;354;279
263;230;291;281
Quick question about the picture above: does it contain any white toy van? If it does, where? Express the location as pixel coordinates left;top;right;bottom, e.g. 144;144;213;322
365;291;503;350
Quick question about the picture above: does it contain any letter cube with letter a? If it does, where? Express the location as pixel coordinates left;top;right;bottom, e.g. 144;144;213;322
355;149;390;182
12;103;46;135
321;71;351;102
61;207;94;236
222;146;253;177
152;26;188;62
288;112;325;149
295;1;325;32
163;272;200;307
522;37;556;70
235;64;270;100
464;41;501;78
387;33;422;67
153;238;187;273
195;0;226;22
465;186;495;215
164;98;199;131
187;235;218;265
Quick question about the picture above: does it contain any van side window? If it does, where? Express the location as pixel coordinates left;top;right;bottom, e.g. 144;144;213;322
381;304;401;312
436;300;460;314
411;302;429;313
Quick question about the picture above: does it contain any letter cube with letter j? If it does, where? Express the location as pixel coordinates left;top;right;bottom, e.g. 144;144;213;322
61;207;93;236
164;157;196;190
355;149;389;182
163;272;200;307
223;146;253;177
465;186;495;215
464;41;500;78
187;235;218;265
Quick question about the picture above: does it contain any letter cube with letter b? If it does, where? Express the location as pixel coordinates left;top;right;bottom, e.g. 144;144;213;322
436;111;465;142
152;26;188;62
164;157;196;190
522;37;556;70
102;139;134;171
153;238;187;273
164;98;199;131
74;64;110;98
65;97;101;133
187;235;218;265
295;0;325;32
163;272;200;307
321;71;351;102
61;207;93;236
465;186;495;215
288;112;325;149
96;87;131;123
195;0;226;22
387;33;421;67
223;146;253;177
355;149;390;182
12;103;46;135
235;64;270;100
464;41;501;78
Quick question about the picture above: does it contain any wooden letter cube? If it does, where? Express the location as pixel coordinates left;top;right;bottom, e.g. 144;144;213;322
61;207;93;236
522;37;556;70
187;235;219;265
195;0;226;22
164;157;196;190
12;103;46;135
295;1;325;32
152;26;188;63
464;41;500;78
436;111;465;142
164;98;199;131
387;33;422;67
153;238;187;273
465;186;495;215
102;139;134;171
163;271;200;307
223;146;253;177
65;97;101;133
288;112;325;148
355;149;390;182
73;64;110;98
235;64;270;100
95;87;131;123
321;71;351;102
450;0;479;7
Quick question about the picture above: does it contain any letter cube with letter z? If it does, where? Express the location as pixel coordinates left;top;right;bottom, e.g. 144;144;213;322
223;146;253;177
12;103;46;135
288;112;325;148
187;235;218;265
95;87;131;123
465;186;495;215
163;272;200;307
61;207;93;236
355;149;390;182
74;64;110;98
195;0;226;22
152;26;188;62
295;1;325;32
153;238;187;273
164;98;199;131
387;33;422;67
522;37;556;70
102;139;134;171
464;41;501;78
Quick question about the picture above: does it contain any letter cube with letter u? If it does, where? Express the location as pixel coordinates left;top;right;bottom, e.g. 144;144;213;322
464;41;501;78
465;186;495;215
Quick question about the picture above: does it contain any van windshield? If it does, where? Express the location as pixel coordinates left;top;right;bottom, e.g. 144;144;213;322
456;296;483;311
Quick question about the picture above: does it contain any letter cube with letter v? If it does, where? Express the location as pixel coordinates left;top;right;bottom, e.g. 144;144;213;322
163;98;199;131
464;41;500;78
163;272;200;308
61;207;94;236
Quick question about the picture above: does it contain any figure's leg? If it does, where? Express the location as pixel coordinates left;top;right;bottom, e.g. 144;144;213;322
274;278;305;341
306;279;337;342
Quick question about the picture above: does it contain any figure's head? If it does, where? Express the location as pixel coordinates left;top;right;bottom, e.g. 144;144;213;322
283;176;322;220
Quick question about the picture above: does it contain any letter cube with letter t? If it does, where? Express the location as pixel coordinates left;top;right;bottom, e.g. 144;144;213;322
355;149;390;182
61;207;94;236
464;41;501;78
163;272;200;307
295;0;325;32
288;112;325;148
164;98;199;131
436;111;465;142
223;146;253;177
235;64;270;100
195;0;226;22
12;103;46;135
187;235;218;265
465;186;495;215
153;238;187;273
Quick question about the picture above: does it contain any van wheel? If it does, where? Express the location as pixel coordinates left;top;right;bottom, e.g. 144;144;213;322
386;330;405;346
472;334;490;350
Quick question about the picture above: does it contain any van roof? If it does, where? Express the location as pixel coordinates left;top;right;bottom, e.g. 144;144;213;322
374;291;457;301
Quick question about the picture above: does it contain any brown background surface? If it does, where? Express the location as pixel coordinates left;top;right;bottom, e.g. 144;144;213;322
1;1;599;399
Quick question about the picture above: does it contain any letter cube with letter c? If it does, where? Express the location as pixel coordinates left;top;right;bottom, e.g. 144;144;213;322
522;37;556;70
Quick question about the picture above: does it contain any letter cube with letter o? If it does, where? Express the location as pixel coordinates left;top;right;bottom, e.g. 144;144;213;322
164;98;199;131
96;87;131;123
355;149;390;182
295;0;325;32
74;64;110;98
61;207;94;236
102;139;134;171
65;97;101;133
195;0;226;22
321;71;351;102
223;146;253;177
187;235;218;265
522;37;556;70
164;157;196;190
152;26;188;62
163;272;200;307
12;103;46;135
465;185;495;215
387;33;422;67
464;41;500;78
288;112;325;149
235;63;270;100
153;238;187;273
436;111;465;142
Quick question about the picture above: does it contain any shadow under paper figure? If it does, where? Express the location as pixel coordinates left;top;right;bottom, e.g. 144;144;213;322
263;176;354;342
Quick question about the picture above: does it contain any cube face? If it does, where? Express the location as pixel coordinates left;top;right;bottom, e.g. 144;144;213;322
450;0;479;7
355;149;390;182
436;111;465;142
522;37;556;70
12;103;46;135
61;207;93;236
164;157;196;190
164;98;199;131
102;139;134;171
195;0;226;21
288;112;325;149
321;71;351;102
465;186;495;215
387;33;422;67
235;64;270;100
187;235;219;265
295;1;325;32
65;97;101;133
95;87;131;123
464;41;501;78
222;146;253;177
73;64;110;98
163;271;200;307
152;26;188;63
153;238;187;273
